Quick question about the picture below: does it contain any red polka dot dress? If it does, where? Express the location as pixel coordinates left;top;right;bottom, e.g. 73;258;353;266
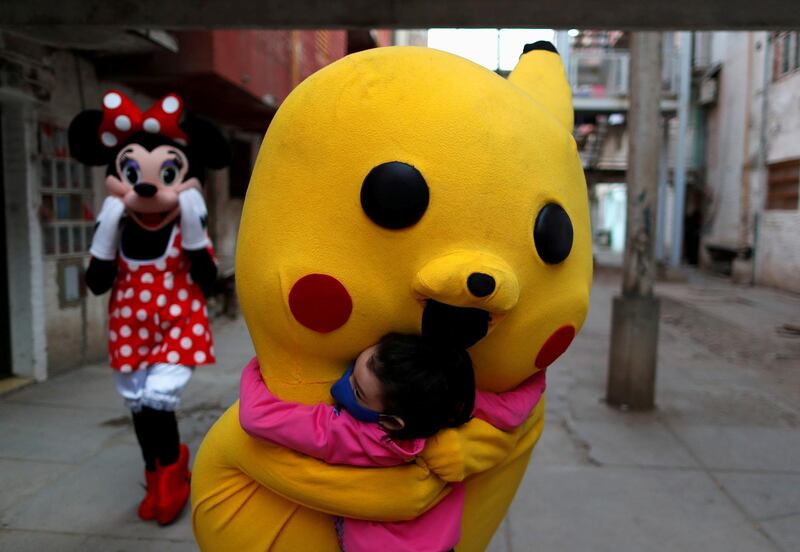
108;226;215;373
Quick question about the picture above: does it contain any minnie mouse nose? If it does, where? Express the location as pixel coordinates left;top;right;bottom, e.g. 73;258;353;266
467;273;496;297
134;183;157;197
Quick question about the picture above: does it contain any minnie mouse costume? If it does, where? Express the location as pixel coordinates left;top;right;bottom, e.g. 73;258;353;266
69;90;230;525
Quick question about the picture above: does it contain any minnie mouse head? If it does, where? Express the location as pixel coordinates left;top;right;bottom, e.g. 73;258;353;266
69;90;230;231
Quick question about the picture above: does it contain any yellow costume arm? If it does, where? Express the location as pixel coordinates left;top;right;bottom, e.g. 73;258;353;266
226;403;449;521
420;397;545;482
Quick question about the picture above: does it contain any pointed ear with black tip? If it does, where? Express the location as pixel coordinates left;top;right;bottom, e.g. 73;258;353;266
508;40;574;131
182;116;231;170
68;110;115;166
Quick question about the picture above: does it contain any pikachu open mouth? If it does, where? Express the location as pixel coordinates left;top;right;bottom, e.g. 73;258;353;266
421;299;491;349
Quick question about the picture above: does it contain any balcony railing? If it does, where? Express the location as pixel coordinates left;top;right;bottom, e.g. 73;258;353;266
569;49;679;99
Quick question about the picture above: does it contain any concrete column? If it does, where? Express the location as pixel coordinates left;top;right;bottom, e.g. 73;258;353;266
607;32;662;410
1;99;48;380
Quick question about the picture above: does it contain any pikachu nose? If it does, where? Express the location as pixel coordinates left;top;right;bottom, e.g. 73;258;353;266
413;251;519;313
467;273;496;298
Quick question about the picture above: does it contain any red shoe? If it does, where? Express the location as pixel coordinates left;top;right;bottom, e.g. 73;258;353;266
138;469;160;521
156;444;191;525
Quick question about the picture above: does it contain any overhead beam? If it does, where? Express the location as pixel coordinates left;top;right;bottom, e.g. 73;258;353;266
2;0;800;29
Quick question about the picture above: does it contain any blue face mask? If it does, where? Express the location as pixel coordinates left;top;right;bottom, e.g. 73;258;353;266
330;364;382;424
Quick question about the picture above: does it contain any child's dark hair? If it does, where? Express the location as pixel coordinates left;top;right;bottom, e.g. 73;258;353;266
371;333;475;440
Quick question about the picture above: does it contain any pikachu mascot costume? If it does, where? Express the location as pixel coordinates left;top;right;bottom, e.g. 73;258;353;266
192;42;591;551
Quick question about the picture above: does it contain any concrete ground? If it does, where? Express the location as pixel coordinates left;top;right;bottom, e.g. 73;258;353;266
1;268;799;551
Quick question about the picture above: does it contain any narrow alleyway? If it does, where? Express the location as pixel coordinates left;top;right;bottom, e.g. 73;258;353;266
1;269;799;551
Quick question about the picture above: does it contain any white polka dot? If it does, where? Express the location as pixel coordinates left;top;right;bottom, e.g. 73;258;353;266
192;324;204;336
136;309;147;321
138;327;149;340
161;343;169;353
139;290;152;302
169;304;182;317
205;331;210;342
138;346;149;356
210;346;215;356
177;289;188;301
151;345;161;354
203;306;208;316
114;115;131;131
111;308;119;319
155;260;167;271
167;351;180;363
138;361;148;370
186;273;194;284
125;274;131;282
121;306;132;318
168;247;180;258
161;321;171;330
120;344;132;357
120;325;132;337
163;274;174;290
154;332;163;343
141;273;154;284
116;290;124;302
156;294;167;307
120;364;132;373
162;96;180;114
128;264;139;272
143;117;161;133
180;337;192;350
100;132;117;147
104;92;122;109
169;327;181;339
194;351;207;363
153;314;160;326
191;300;201;312
124;288;134;299
109;330;118;342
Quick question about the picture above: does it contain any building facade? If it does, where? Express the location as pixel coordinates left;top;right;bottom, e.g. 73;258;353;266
1;28;392;381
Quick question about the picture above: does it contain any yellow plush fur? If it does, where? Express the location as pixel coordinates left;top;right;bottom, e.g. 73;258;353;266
192;46;591;551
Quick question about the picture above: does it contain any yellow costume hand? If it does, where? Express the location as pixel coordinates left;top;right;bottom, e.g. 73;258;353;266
420;400;544;483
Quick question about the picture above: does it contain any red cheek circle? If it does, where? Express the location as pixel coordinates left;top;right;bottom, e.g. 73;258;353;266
288;274;353;333
535;325;576;369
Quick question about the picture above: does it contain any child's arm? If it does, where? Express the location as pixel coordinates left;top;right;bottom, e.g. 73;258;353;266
472;370;546;431
238;358;423;467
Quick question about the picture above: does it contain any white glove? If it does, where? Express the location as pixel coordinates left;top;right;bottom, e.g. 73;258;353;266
179;187;211;250
89;196;125;260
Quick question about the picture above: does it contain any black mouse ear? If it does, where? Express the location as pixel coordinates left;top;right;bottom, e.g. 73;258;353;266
182;116;231;170
68;110;115;166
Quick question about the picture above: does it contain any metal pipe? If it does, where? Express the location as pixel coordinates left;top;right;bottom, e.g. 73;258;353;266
669;31;692;267
655;116;669;262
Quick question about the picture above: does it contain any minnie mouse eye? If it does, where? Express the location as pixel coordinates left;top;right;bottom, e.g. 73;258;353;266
160;161;179;185
121;159;141;185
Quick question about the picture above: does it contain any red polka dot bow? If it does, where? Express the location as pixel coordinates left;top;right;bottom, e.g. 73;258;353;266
98;90;188;148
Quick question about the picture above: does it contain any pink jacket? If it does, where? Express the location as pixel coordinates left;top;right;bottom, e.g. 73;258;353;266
239;357;546;552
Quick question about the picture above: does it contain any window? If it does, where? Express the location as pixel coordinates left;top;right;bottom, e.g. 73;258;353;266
773;32;800;80
766;160;800;210
38;123;95;257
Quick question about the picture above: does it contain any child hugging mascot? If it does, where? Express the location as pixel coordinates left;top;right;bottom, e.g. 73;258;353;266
69;92;229;525
192;42;591;551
